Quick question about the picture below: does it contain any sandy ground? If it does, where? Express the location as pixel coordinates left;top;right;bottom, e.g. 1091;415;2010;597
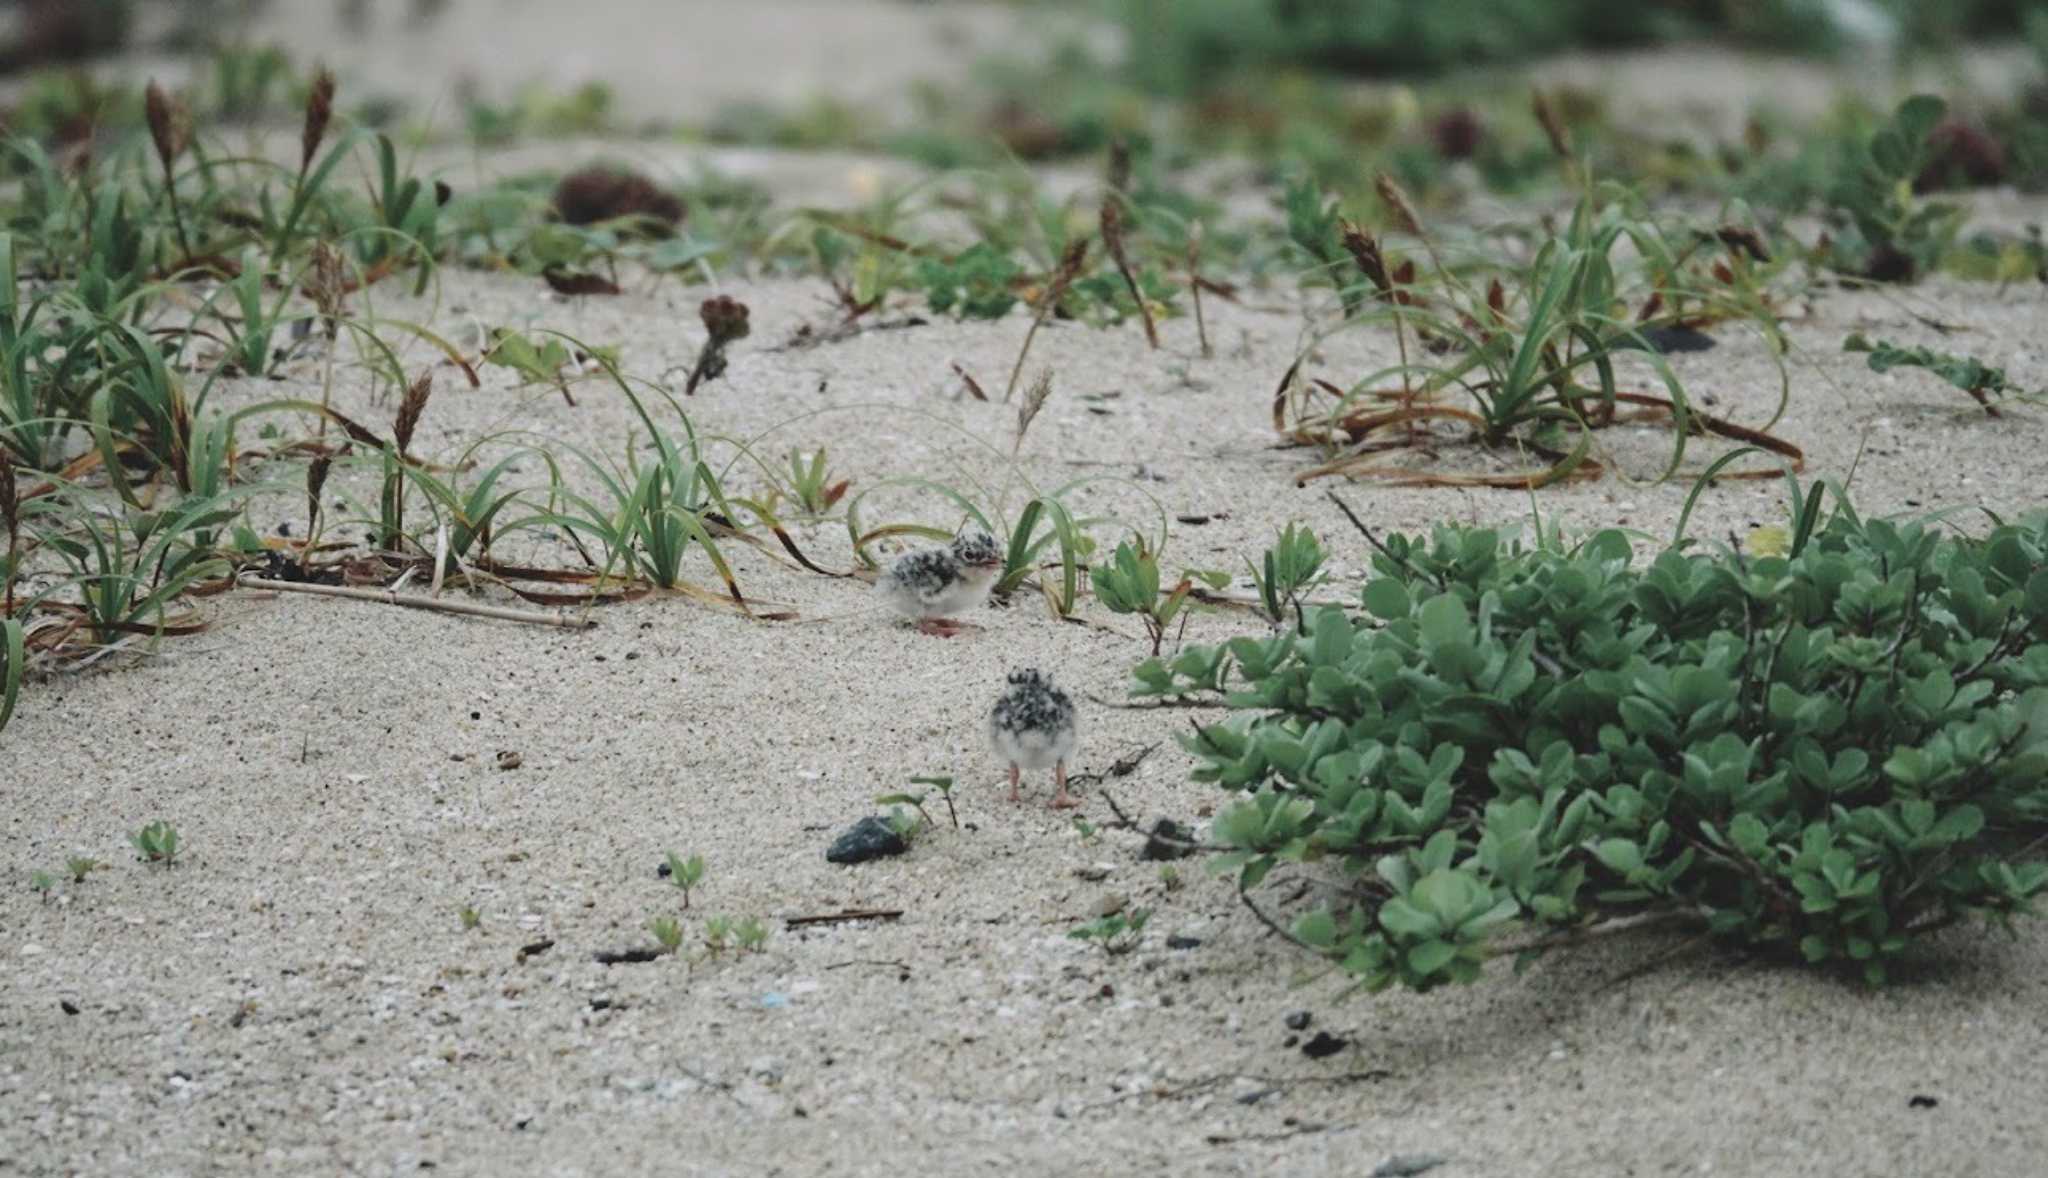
6;4;2048;1176
2;256;2046;1176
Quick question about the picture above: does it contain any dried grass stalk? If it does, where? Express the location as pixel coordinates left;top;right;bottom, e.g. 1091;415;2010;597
1004;239;1089;402
1098;141;1156;347
1532;88;1572;159
239;575;597;629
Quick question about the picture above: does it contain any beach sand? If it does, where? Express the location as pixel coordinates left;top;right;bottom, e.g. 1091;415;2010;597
3;5;2047;1175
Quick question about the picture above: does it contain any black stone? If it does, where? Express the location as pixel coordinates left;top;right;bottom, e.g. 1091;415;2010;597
1283;1010;1312;1031
1142;818;1197;861
1301;1031;1348;1059
827;816;909;864
1635;325;1717;354
1165;935;1203;950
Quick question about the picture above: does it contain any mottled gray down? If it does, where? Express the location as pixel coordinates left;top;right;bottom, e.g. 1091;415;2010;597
885;548;967;599
990;667;1076;766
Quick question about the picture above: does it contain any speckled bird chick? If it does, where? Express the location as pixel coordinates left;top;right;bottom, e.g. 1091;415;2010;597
875;529;1002;636
990;667;1080;809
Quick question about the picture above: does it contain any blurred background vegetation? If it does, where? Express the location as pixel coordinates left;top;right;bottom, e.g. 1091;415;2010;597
4;0;2042;83
1119;0;2041;89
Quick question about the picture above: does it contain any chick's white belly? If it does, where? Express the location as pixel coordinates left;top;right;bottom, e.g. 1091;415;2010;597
917;577;990;617
991;721;1077;769
877;570;991;618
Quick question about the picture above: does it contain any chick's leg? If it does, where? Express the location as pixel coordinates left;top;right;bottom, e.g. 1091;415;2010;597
1048;760;1080;809
1008;764;1022;804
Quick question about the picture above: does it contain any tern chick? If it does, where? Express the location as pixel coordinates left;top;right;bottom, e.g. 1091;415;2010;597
876;529;1003;637
990;667;1080;809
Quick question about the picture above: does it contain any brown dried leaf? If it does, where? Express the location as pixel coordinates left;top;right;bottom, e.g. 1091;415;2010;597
951;361;989;402
1714;226;1772;263
542;268;622;297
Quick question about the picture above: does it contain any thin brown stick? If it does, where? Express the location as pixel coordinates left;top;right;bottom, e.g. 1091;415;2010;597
1325;490;1445;591
1187;221;1211;358
237;575;596;628
784;908;904;929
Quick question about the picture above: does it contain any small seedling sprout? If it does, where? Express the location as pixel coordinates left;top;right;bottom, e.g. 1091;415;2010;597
649;916;684;955
735;917;770;954
664;852;706;908
1069;908;1152;956
910;775;960;828
130;822;182;866
703;915;734;954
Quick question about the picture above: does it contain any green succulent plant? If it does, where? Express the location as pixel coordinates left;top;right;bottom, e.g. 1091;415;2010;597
1139;492;2048;989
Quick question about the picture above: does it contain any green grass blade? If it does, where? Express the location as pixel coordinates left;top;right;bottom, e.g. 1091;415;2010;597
0;615;22;735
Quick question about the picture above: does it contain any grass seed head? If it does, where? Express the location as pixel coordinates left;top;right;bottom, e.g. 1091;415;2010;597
1015;368;1054;451
305;454;332;525
1105;137;1132;194
1046;238;1089;307
1339;219;1393;300
143;79;188;172
308;243;349;326
394;371;433;456
1374;173;1424;238
302;67;336;173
